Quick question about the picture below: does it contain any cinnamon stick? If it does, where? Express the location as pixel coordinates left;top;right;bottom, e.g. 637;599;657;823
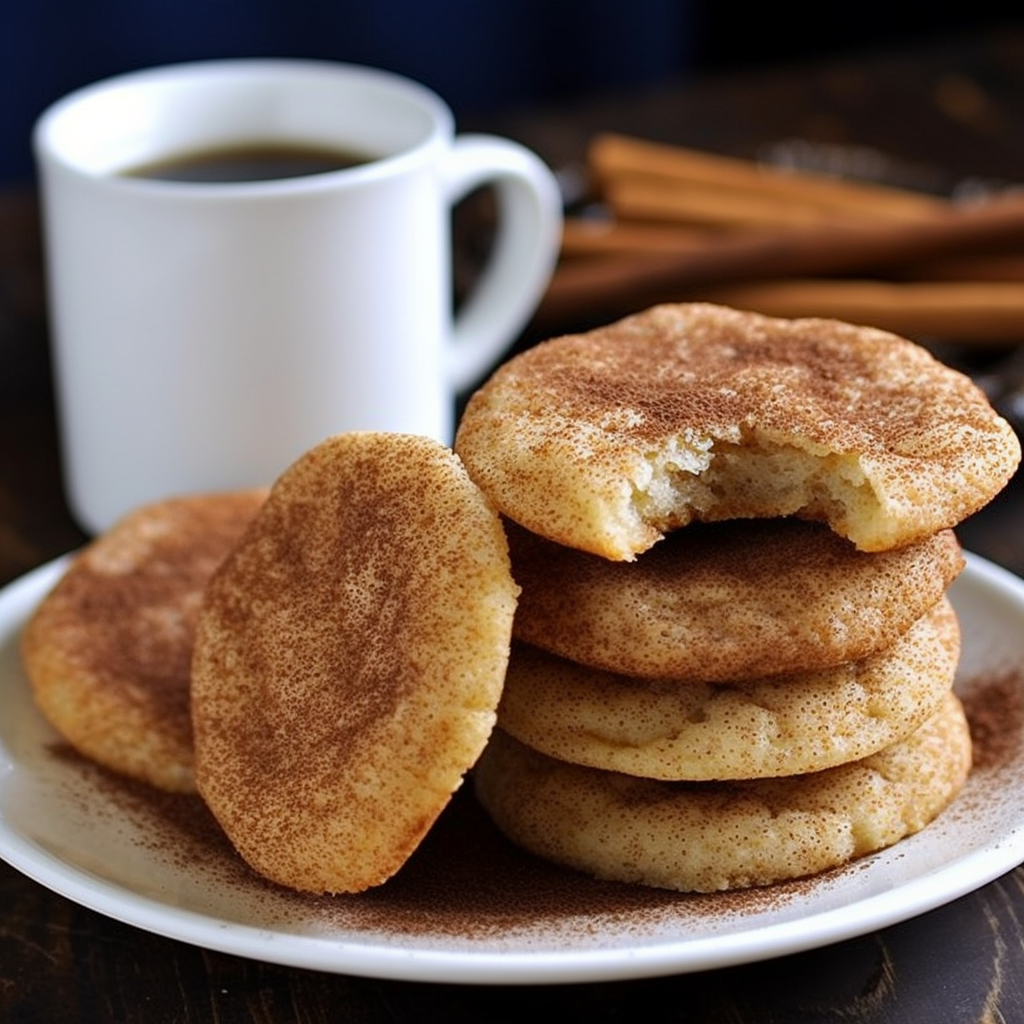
562;217;1024;280
690;279;1024;342
540;195;1024;326
604;175;856;231
588;133;946;223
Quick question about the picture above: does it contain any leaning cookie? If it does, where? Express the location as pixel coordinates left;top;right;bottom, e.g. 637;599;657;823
497;597;959;781
475;690;971;893
508;518;964;682
21;491;267;793
455;303;1020;560
191;432;520;895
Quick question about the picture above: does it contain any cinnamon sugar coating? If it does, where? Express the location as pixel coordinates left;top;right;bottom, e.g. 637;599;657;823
454;303;1020;560
508;518;965;681
190;432;519;894
21;491;266;793
476;691;971;893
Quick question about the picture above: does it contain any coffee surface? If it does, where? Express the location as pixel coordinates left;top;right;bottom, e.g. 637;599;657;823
125;142;374;182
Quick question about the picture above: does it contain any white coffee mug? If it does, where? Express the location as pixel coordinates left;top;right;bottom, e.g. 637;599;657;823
33;59;562;535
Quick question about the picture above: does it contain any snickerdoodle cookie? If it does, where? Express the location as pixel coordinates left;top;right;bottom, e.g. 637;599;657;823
190;432;520;894
454;303;1020;560
21;491;266;793
475;690;971;893
507;517;964;681
497;597;959;781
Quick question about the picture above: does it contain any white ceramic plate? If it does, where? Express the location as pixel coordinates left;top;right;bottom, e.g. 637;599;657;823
1;553;1023;985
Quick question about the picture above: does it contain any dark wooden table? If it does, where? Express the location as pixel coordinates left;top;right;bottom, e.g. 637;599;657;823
3;27;1024;1023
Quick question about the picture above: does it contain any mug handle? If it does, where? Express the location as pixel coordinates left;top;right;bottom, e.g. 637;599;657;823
443;135;563;393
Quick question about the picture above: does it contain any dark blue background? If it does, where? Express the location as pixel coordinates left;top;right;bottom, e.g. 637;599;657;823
2;2;1016;185
0;0;693;185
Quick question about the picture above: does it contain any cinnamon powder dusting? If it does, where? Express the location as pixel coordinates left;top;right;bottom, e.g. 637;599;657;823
50;744;822;941
46;666;1023;945
961;668;1024;773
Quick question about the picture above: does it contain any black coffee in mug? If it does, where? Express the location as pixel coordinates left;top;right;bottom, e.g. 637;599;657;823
124;141;375;182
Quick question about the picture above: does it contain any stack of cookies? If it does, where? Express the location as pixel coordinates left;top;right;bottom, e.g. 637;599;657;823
455;302;1021;893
